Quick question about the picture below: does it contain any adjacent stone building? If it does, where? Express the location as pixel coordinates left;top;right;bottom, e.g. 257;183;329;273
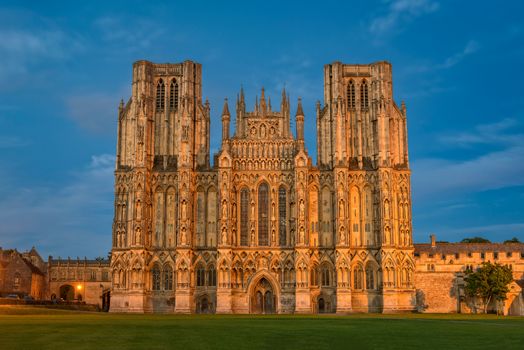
47;256;111;309
0;247;46;299
110;60;415;313
414;235;524;315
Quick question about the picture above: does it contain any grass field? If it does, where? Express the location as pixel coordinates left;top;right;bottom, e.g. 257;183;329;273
0;306;523;350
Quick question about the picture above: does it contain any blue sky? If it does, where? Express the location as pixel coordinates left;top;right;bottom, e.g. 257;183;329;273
0;0;523;258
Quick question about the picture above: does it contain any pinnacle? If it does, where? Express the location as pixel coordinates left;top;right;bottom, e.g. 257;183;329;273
222;98;230;116
296;97;304;116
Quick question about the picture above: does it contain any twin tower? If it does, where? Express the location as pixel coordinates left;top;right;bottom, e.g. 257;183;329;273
110;60;414;314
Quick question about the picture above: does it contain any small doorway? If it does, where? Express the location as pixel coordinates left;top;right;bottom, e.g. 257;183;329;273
318;297;325;313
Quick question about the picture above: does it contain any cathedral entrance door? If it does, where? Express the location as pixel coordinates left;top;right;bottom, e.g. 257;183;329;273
251;278;275;314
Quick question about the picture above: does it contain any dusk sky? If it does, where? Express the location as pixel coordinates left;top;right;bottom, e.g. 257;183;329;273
0;0;523;258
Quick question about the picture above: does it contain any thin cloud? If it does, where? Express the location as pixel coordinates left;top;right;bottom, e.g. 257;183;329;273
0;28;84;90
370;0;439;35
438;118;521;147
402;40;480;76
65;92;121;134
93;16;167;51
0;154;115;257
437;40;480;69
412;118;524;199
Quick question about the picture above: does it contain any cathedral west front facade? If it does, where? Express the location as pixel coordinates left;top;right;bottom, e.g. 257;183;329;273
109;59;415;314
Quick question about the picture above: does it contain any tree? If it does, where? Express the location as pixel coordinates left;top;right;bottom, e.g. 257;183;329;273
504;237;521;244
464;262;513;314
461;237;491;243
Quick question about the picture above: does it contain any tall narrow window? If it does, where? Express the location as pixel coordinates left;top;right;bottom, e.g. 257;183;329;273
278;186;287;246
240;188;249;246
156;79;165;110
152;265;161;291
169;79;179;110
360;80;368;109
207;266;216;287
347;80;355;109
196;266;205;286
321;265;330;286
310;267;318;286
354;266;363;289
258;183;269;246
163;266;173;290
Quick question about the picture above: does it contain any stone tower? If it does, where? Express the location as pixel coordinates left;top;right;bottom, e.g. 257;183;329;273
317;62;414;311
110;59;415;313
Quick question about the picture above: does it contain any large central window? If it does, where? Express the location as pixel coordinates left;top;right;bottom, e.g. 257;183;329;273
258;183;269;246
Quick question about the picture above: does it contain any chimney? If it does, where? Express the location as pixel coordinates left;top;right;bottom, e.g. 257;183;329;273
430;234;436;248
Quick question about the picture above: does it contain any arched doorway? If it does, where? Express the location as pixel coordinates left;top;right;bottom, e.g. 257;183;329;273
318;297;325;313
59;285;74;301
196;295;213;314
251;277;275;314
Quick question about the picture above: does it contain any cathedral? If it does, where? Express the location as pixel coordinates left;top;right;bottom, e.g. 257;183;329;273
109;60;415;313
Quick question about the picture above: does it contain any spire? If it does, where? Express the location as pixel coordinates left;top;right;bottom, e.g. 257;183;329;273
222;98;230;116
296;97;304;116
268;96;272;112
240;85;245;104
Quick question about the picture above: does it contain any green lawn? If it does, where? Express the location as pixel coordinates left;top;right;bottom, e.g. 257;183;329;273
0;306;523;349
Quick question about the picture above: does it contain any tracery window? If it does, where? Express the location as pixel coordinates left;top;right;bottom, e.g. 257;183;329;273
240;188;249;246
360;80;368;109
196;266;206;287
258;183;269;246
163;266;173;290
169;79;179;110
347;80;355;109
156;79;165;111
354;266;363;289
321;265;330;286
152;265;161;291
207;267;216;287
278;186;287;246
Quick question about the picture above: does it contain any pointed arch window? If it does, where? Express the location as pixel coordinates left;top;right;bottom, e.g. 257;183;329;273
278;186;287;246
196;265;206;287
152;265;161;291
310;266;319;286
207;266;216;287
156;79;165;111
347;80;356;109
240;188;249;246
258;183;269;246
365;266;375;290
163;265;173;290
354;265;364;289
360;80;369;109
321;265;330;286
169;79;179;110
